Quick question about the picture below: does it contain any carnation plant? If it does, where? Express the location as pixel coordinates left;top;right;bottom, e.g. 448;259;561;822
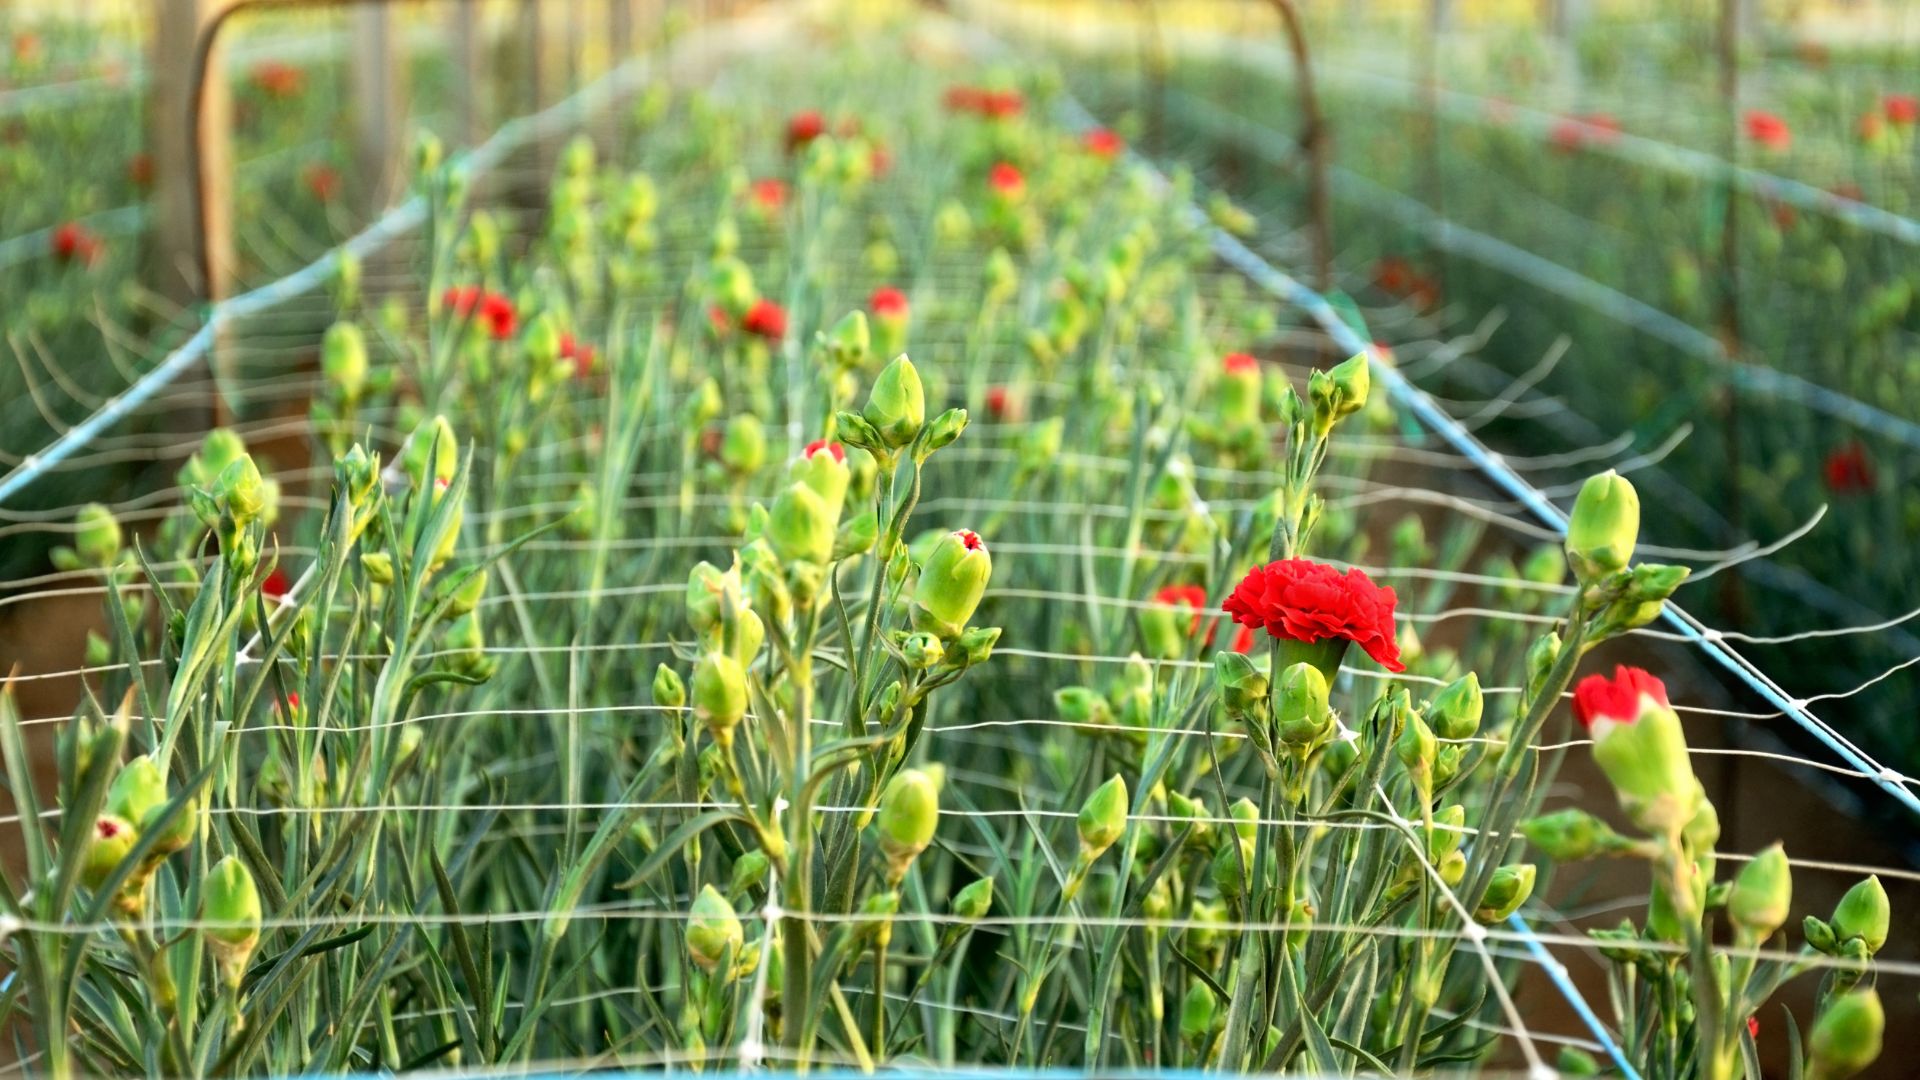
0;7;1898;1079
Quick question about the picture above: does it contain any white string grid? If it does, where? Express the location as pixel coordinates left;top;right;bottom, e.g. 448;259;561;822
0;4;1915;1078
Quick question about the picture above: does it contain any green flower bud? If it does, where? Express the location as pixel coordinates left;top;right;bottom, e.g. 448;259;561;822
825;310;871;368
73;503;122;567
955;625;1001;666
792;442;851;521
1218;354;1262;427
1209;651;1267;727
687;884;744;974
1566;471;1640;583
653;664;686;711
1520;808;1633;861
1829;876;1889;954
729;851;771;898
404;415;460;491
684;378;724;428
200;855;262;986
81;815;138;892
1055;686;1112;728
1228;797;1259;844
910;529;990;638
107;755;193;855
984;247;1019;303
1327;351;1370;418
720;414;767;475
218;455;267;525
1524;631;1561;706
692;652;747;744
1179;981;1218;1042
924;407;968;452
767;482;834;566
685;561;738;638
862;355;925;449
1274;661;1331;749
1396;709;1436;791
1428;804;1468;861
1807;989;1883;1080
1728;843;1792;943
708;256;757;317
901;631;945;670
878;768;939;880
857;890;901;948
446;568;488;617
1474;863;1536;924
1166;792;1213;842
1077;774;1129;858
323;321;369;401
1428;673;1484;741
1557;1047;1602;1077
359;551;394;584
952;876;994;921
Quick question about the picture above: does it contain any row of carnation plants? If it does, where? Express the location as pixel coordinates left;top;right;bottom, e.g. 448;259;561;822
0;60;1896;1080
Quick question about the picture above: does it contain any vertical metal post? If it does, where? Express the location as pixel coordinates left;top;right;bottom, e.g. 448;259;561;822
1715;0;1749;626
452;0;484;146
153;0;234;307
349;5;405;213
1266;0;1332;291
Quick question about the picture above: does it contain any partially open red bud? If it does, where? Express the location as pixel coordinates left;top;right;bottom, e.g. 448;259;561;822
107;754;194;856
1520;808;1634;861
1218;353;1262;427
80;815;137;892
911;530;990;639
1573;666;1697;837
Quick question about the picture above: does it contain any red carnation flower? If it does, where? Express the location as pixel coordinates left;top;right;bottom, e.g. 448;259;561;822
96;817;123;841
786;110;825;154
980;90;1024;119
1571;665;1668;730
128;153;154;189
985;385;1014;420
1823;443;1874;494
1083;127;1123;158
1222;559;1404;672
559;332;596;372
444;286;480;314
50;223;103;267
868;142;893;177
1223;352;1259;375
869;285;909;320
1884;93;1918;126
303;163;340;202
741;298;787;340
479;292;516;340
955;528;985;551
803;439;845;462
750;177;788;212
1373;256;1416;295
707;305;733;337
944;86;985;113
250;60;305;99
1744;110;1791;151
262;567;292;600
1156;584;1253;652
988;161;1025;198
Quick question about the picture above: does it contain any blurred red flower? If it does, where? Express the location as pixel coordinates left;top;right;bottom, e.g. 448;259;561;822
1744;110;1791;151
